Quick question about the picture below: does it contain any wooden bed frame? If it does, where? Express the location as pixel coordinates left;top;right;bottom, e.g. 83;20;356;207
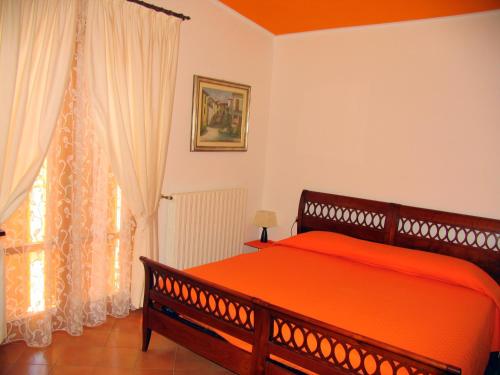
140;189;500;375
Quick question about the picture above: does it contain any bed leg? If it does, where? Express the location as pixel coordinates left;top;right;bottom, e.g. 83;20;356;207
250;303;271;375
142;327;152;352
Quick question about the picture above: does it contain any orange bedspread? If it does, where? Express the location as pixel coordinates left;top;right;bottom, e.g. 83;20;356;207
187;231;499;375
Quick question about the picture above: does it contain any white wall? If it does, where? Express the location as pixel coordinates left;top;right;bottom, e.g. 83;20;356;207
152;3;500;248
263;11;500;239
153;0;274;261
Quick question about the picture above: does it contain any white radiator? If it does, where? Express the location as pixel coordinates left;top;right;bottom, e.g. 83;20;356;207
163;188;247;269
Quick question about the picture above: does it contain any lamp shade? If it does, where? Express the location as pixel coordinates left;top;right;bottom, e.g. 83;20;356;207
253;210;277;228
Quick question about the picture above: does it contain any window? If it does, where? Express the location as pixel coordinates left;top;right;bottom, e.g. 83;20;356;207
0;35;134;346
29;160;47;244
2;159;124;317
27;161;48;313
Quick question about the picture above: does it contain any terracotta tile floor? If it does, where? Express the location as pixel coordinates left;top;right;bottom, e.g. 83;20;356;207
0;310;233;375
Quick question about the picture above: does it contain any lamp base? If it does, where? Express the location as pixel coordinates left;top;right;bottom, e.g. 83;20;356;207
260;227;268;243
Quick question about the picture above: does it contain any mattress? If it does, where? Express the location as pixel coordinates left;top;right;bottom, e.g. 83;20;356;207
187;231;500;375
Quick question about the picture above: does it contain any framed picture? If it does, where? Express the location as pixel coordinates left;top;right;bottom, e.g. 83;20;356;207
191;75;251;151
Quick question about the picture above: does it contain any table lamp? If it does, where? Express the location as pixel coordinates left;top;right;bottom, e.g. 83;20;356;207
253;210;277;243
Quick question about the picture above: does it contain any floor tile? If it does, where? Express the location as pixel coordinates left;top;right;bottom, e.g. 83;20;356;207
133;369;173;375
50;365;94;375
0;311;230;374
114;317;142;328
50;331;82;346
0;364;12;375
92;367;137;375
175;369;233;375
0;342;26;365
93;368;172;375
134;347;176;370
93;347;139;368
54;346;103;367
106;328;142;349
3;364;50;375
148;333;176;351
15;347;57;366
174;346;221;371
53;330;110;348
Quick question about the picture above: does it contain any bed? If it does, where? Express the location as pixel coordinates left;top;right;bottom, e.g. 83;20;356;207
140;190;500;374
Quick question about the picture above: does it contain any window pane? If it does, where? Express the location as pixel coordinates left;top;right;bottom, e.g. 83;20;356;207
29;160;47;243
27;161;47;313
28;250;45;313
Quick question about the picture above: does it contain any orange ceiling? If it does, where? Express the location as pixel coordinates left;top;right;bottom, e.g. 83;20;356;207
219;0;500;35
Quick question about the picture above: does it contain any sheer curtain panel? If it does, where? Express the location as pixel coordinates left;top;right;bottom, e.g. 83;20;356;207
84;0;181;307
0;0;77;342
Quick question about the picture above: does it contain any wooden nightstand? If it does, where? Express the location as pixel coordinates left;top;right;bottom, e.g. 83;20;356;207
244;240;276;250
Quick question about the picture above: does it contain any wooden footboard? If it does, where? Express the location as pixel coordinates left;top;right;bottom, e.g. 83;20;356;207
140;257;460;375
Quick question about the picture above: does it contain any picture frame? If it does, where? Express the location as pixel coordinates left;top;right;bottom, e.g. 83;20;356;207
191;75;251;151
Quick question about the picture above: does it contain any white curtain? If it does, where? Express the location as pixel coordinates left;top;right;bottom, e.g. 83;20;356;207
84;0;181;307
0;0;77;342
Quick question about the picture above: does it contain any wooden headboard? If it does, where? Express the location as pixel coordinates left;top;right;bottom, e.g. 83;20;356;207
297;190;500;283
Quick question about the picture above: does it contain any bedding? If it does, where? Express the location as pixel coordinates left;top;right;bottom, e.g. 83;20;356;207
187;231;500;375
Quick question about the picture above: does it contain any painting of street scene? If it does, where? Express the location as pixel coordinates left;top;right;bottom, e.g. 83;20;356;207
199;88;243;142
191;76;250;151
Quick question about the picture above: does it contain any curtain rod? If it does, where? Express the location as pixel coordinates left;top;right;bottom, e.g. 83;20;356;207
126;0;190;21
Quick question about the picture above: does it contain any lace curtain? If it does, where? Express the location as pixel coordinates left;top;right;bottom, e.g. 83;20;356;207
0;2;135;347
